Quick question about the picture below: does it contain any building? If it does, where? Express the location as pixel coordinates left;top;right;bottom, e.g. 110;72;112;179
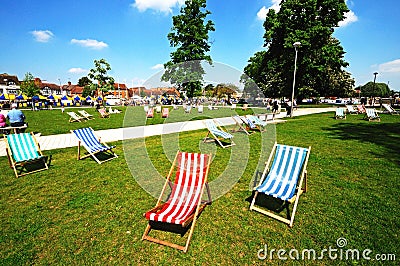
0;73;21;95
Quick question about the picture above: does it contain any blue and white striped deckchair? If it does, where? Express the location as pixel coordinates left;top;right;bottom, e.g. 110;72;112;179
72;127;118;164
335;108;346;119
231;115;256;135
203;119;235;148
365;108;380;122
5;132;48;178
250;143;311;227
247;115;267;131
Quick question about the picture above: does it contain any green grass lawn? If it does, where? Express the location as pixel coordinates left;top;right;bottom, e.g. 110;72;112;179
0;110;399;265
6;105;255;137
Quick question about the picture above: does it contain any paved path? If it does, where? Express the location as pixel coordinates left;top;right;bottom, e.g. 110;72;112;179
0;107;334;157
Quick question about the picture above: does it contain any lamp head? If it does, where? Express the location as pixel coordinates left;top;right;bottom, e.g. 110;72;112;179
293;41;301;47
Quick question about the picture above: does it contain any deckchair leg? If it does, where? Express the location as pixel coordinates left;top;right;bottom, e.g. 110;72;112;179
77;141;81;160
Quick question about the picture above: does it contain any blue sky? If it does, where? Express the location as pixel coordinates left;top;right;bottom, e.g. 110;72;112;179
0;0;399;91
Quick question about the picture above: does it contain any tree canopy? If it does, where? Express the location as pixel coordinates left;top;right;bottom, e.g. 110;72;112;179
20;72;40;98
88;59;115;96
243;0;354;100
356;82;391;98
161;0;215;98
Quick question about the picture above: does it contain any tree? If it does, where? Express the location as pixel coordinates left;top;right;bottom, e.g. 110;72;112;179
213;83;238;103
20;72;40;109
161;0;215;98
357;82;390;98
244;0;354;100
77;76;91;87
87;59;115;100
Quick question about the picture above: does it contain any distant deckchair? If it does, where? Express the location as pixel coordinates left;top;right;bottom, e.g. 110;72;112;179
185;105;192;114
203;119;235;148
78;110;95;120
250;143;311;227
108;106;121;114
71;127;118;164
231;103;237;110
365;108;380;122
346;105;358;115
198;105;204;113
357;105;366;114
98;108;110;118
146;108;154;118
382;104;399;115
5;132;49;178
67;111;85;123
335;107;346;119
142;151;212;253
162;108;169;118
231;115;257;135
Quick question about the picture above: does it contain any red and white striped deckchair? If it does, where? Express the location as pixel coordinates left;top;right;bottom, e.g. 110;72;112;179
142;151;212;252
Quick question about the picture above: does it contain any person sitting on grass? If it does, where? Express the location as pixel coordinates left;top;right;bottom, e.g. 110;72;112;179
7;103;27;133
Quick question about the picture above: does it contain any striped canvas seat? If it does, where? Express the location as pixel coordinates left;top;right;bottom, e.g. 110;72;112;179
145;152;209;225
242;116;258;129
250;143;311;227
204;120;235;148
142;151;212;252
205;120;233;139
7;133;43;162
256;144;308;201
335;108;346;119
365;108;380;122
71;127;117;164
247;115;267;127
5;133;48;177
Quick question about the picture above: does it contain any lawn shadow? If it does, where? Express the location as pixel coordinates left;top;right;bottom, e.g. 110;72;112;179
322;120;400;165
245;191;290;219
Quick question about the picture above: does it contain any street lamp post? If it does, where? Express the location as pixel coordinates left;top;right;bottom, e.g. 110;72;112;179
372;72;378;106
290;41;301;117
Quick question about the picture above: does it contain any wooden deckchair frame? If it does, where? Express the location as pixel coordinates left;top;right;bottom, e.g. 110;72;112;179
249;142;311;227
67;111;85;123
203;119;235;148
231;115;253;135
4;132;49;178
142;151;212;252
78;110;95;120
71;127;118;164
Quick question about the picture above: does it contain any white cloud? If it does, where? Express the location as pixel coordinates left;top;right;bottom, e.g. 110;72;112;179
31;30;54;42
378;59;400;73
257;0;281;21
338;10;358;27
68;68;88;74
151;63;164;70
70;39;108;50
132;0;185;13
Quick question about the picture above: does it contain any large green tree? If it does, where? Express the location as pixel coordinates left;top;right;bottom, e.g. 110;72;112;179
244;0;354;100
20;72;40;109
161;0;215;98
357;82;391;98
88;59;115;99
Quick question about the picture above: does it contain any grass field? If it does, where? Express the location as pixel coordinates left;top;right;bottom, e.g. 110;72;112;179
0;108;399;265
